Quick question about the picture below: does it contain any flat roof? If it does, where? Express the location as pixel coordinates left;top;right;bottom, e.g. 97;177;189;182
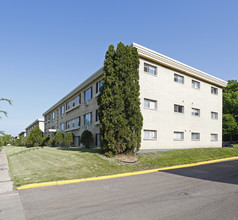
25;119;44;130
43;43;227;116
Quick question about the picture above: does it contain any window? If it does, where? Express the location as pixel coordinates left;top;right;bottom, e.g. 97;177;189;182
66;101;70;110
174;104;184;113
48;114;51;121
211;134;218;141
192;80;200;89
84;87;92;104
84;112;92;126
72;98;75;107
72;119;75;128
144;63;157;75
174;74;184;84
96;80;103;93
60;105;65;115
77;116;80;127
144;130;157;140
96;134;100;146
191;133;200;141
66;121;70;129
211;87;218;95
192;108;200;116
174;132;184;141
95;109;99;121
78;94;81;105
52;112;55;120
60;123;65;131
144;99;157;110
211;112;218;119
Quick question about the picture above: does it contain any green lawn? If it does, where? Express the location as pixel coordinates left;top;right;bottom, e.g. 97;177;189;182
6;145;238;188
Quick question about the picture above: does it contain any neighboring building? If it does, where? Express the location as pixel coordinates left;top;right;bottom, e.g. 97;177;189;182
18;131;26;138
25;119;45;136
43;43;227;150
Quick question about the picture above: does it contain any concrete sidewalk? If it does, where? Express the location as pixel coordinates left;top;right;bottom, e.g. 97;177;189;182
0;147;26;220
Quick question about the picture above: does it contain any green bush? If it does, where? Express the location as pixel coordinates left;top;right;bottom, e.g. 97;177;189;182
81;130;93;148
54;131;64;146
41;136;50;146
26;126;43;147
64;132;74;147
48;136;55;147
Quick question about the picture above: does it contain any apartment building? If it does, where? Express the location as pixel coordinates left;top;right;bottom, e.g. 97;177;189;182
25;119;45;136
43;43;227;150
18;131;26;138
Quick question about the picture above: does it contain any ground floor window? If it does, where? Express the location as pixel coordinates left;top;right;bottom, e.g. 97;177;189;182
191;132;200;141
144;130;157;140
211;134;218;141
174;132;184;141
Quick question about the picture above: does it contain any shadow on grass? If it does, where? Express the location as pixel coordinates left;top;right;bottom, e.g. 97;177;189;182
57;147;102;154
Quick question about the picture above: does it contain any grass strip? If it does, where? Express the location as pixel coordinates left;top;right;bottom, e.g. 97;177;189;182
6;145;238;188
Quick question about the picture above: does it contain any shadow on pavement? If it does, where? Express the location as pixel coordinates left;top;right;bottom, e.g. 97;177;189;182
162;159;238;185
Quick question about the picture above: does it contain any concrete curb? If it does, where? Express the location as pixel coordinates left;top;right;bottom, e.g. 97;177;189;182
17;156;238;190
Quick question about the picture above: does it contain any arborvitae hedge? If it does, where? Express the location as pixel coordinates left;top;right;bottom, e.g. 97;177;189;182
98;42;143;156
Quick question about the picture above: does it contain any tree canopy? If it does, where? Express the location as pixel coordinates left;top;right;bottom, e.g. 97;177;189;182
0;98;12;119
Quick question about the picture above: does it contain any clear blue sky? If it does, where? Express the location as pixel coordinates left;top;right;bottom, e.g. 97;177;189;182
0;0;237;136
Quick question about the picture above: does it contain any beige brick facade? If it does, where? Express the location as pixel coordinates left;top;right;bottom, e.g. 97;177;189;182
43;43;227;149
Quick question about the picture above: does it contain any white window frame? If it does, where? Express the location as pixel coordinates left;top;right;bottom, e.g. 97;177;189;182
61;105;65;115
52;111;55;120
174;132;184;141
211;112;218;119
84;112;92;126
192;108;200;116
84;87;92;104
192;80;200;89
144;63;157;76
174;104;184;114
144;130;157;140
191;133;200;141
96;80;103;94
144;99;157;110
174;74;184;84
211;134;218;141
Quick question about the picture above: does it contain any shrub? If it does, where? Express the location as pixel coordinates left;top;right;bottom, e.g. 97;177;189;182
26;126;43;147
81;130;93;148
41;136;50;146
21;136;27;146
64;132;74;147
48;136;55;147
54;131;64;146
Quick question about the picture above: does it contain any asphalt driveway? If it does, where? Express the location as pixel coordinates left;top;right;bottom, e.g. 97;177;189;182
19;159;238;220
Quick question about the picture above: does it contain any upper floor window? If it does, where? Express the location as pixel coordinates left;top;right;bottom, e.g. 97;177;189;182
174;104;184;114
84;112;92;126
52;111;55;120
61;105;65;115
191;133;200;141
144;130;157;140
48;114;51;121
211;134;218;141
211;87;218;95
211;112;218;119
192;108;200;116
66;101;70;110
72;98;75;107
95;109;99;121
174;74;184;84
96;80;103;94
144;63;157;75
72;119;75;127
192;80;200;89
60;123;65;131
84;87;92;104
77;116;81;127
144;99;157;110
66;121;70;129
78;94;81;105
174;132;184;141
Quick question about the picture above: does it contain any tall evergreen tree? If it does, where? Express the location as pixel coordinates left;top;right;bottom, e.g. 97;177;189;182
98;42;143;155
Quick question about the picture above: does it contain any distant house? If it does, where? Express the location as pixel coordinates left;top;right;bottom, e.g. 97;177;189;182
25;119;44;136
43;43;227;150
